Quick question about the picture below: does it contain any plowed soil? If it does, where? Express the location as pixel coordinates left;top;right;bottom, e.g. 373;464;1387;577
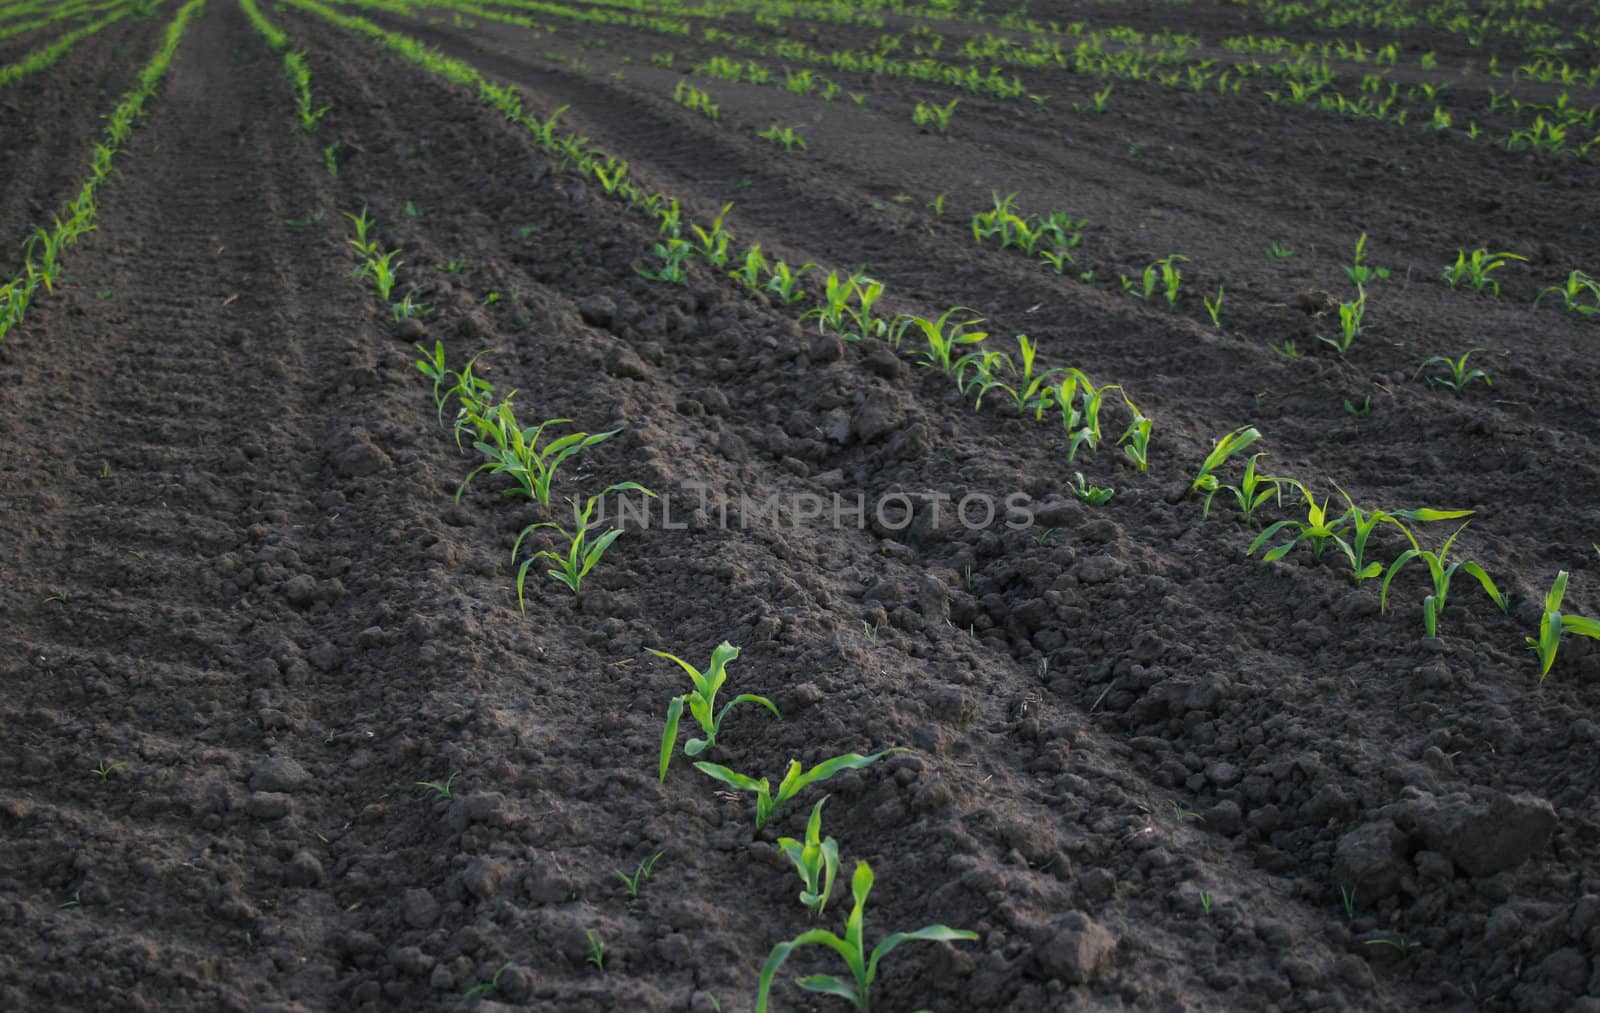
2;2;1599;1011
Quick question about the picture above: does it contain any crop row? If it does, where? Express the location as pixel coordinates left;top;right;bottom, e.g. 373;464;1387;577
0;0;203;343
1190;425;1600;679
0;0;153;90
266;4;991;1006
0;0;128;43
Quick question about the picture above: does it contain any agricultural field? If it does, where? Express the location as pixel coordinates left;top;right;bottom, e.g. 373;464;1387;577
2;0;1600;1008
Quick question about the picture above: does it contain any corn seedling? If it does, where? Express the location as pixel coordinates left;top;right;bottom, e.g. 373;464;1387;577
322;141;340;176
1248;494;1344;562
801;272;887;341
759;124;808;151
1052;369;1121;460
1069;472;1114;505
765;259;813;304
1415;350;1490;392
1118;397;1154;471
585;930;606;971
1344;396;1372;417
755;861;977;1013
690;203;734;267
1189;426;1262;502
927;192;947;216
731;244;767;290
673;80;720;120
1270;339;1301;361
1204;453;1300;523
654;641;779;781
512;483;654;602
1158;255;1186;305
1441;248;1525;295
391;290;431;321
1081;83;1113;112
343;205;376;254
1317;288;1366;356
413;341;453;420
1268;241;1295;258
1203;286;1224;327
1527;571;1600;682
90;760;123;779
1004;335;1063;416
912;97;959;134
444;353;496;441
1344;233;1390;286
1380;522;1508;637
637;237;696;283
955;349;1015;409
1535;270;1600;314
614;850;663;899
456;406;619;506
695;750;903;830
889;307;987;372
778;798;841;916
464;963;513;999
417;771;459;798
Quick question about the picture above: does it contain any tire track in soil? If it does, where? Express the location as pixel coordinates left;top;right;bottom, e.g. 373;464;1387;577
273;10;1423;1010
0;4;533;1008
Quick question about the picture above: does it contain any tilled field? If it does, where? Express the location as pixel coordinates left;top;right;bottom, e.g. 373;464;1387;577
2;1;1599;1010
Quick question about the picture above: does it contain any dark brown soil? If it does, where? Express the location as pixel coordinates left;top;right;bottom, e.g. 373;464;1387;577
2;2;1599;1011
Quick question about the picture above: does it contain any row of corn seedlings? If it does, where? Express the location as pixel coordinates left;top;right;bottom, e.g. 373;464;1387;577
0;0;127;43
291;5;983;1006
0;0;203;343
293;0;1153;482
651;641;977;1012
238;0;332;130
1188;425;1600;678
335;206;648;606
0;0;155;90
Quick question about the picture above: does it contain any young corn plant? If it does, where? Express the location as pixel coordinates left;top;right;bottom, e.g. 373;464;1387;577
1441;248;1526;295
758;124;808;151
802;272;887;341
1248;494;1344;563
695;750;903;830
1527;571;1600;682
1534;270;1600;314
755;861;978;1013
1345;233;1391;286
653;641;780;781
512;483;655;603
1203;286;1224;327
456;408;620;507
1004;335;1063;417
1069;472;1114;505
1204;453;1300;523
1329;492;1472;584
637;237;696;283
1415;350;1490;392
777;797;840;916
889;308;988;372
1189;426;1263;503
1317;288;1366;356
765;260;814;304
911;97;959;134
730;244;768;290
1380;522;1508;637
1118;396;1154;472
690;203;734;267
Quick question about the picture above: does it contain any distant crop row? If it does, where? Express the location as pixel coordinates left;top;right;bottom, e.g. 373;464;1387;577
0;0;204;342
